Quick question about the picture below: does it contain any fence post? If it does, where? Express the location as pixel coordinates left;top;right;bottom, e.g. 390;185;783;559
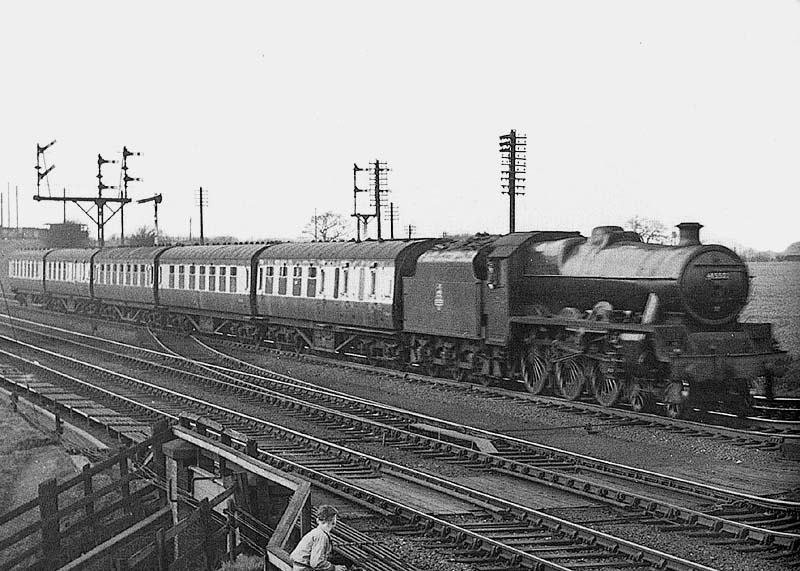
119;455;131;516
39;478;60;570
199;499;213;571
156;527;168;571
301;497;312;537
151;422;168;504
83;463;95;541
226;499;237;561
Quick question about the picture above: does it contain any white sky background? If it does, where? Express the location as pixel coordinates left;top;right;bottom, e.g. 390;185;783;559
0;1;798;252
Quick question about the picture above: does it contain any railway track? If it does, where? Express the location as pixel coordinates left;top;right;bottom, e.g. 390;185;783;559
1;316;799;566
0;333;734;571
224;337;800;443
4;307;799;445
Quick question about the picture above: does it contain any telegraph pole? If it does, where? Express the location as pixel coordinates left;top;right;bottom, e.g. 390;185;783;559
406;224;416;239
385;202;399;239
499;130;527;233
196;187;208;244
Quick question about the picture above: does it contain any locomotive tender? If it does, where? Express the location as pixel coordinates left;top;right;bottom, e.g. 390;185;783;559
7;222;785;417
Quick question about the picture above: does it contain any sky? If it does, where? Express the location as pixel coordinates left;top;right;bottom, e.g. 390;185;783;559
0;1;798;252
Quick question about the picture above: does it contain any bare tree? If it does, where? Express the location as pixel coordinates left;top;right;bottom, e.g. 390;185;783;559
626;216;670;244
128;226;157;247
302;211;351;242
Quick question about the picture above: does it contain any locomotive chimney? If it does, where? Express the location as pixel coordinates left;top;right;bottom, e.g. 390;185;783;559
676;222;703;246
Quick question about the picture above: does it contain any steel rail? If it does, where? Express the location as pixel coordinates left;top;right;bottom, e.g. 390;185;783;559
0;335;730;571
2;322;800;550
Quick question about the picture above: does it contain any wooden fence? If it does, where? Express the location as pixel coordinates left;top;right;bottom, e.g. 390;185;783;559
0;426;170;571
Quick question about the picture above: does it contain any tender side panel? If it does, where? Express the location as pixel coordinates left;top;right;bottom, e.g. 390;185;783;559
403;250;483;339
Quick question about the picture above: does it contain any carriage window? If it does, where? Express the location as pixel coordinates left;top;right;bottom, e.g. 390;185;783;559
278;265;288;295
342;264;349;296
358;267;365;300
199;266;206;290
319;269;325;296
229;267;237;292
264;266;274;294
178;265;185;289
307;266;317;298
292;266;302;296
146;265;153;286
333;268;340;299
188;265;196;289
169;265;175;288
209;266;216;291
124;264;130;285
258;266;263;292
219;266;227;292
369;264;377;297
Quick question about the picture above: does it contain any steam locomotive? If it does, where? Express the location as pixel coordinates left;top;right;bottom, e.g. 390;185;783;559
7;222;786;417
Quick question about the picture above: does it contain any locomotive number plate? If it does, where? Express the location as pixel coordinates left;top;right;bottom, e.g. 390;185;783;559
705;271;730;281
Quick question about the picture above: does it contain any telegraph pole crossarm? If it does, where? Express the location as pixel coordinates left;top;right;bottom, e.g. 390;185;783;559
499;129;527;233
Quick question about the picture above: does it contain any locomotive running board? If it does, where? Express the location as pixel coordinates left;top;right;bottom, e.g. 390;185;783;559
510;315;654;333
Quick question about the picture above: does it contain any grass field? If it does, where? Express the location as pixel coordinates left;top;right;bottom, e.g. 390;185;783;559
742;261;800;357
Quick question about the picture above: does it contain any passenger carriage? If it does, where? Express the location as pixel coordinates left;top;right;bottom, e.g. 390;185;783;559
92;246;172;322
7;249;51;304
156;244;273;333
40;248;100;312
254;240;435;357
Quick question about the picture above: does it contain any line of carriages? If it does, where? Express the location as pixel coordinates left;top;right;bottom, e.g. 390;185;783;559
7;240;436;353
